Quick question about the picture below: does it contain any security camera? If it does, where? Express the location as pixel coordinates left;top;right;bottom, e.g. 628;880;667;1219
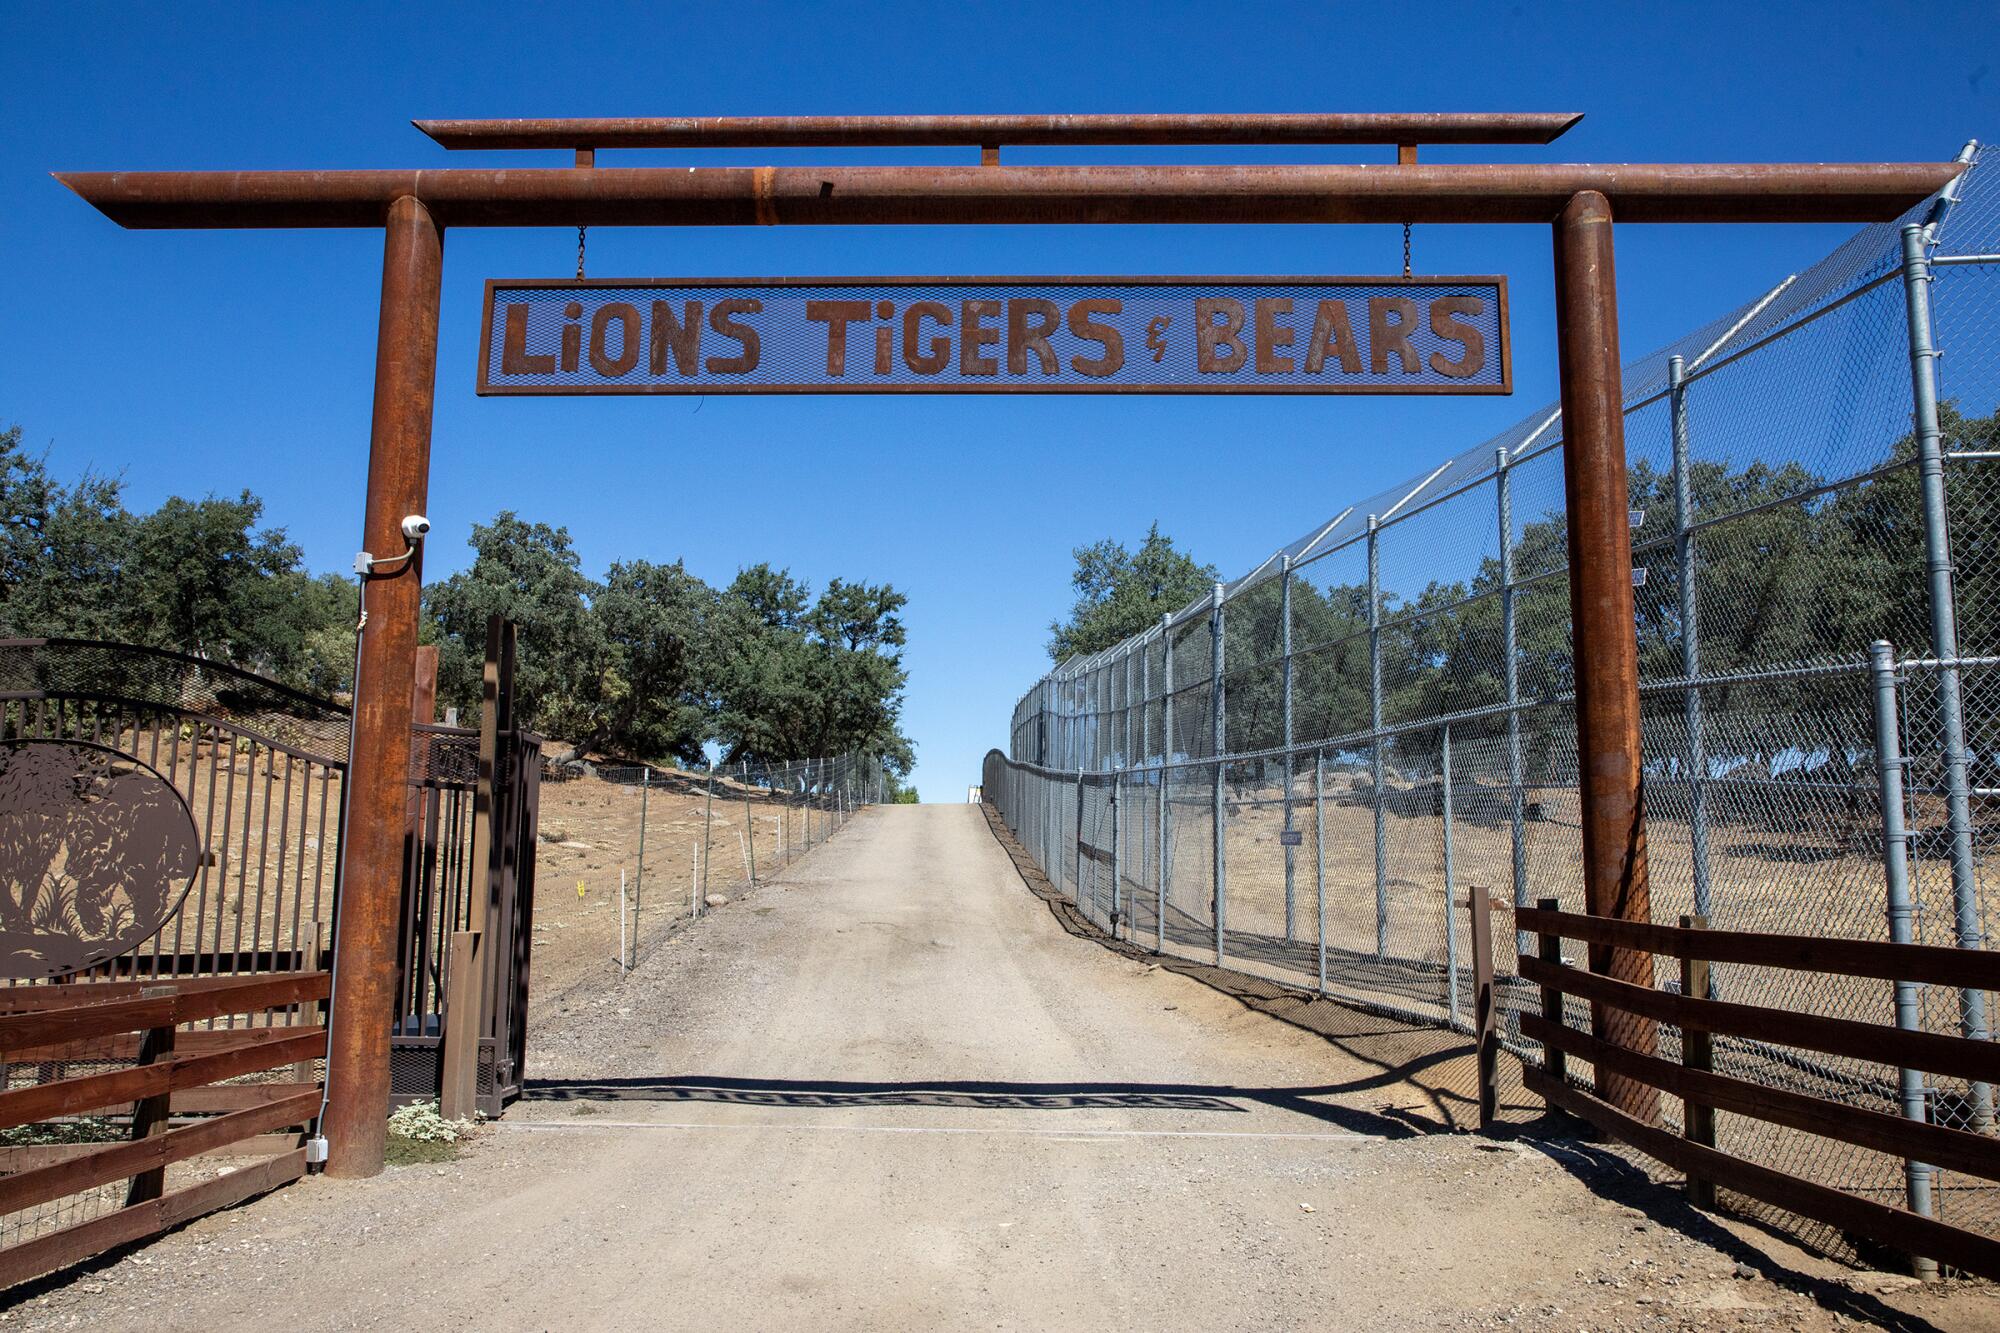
400;514;432;543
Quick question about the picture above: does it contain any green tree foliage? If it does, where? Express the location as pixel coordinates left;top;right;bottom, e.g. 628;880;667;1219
427;513;612;747
0;425;344;687
1058;406;2000;768
0;424;914;773
594;558;712;767
128;493;307;665
706;565;913;771
425;531;913;771
1048;522;1216;661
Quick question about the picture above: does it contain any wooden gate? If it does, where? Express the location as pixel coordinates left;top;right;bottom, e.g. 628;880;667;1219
392;722;541;1116
0;972;331;1286
1521;903;2000;1281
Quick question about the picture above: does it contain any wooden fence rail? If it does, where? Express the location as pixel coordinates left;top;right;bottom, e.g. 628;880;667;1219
1521;903;2000;1282
0;971;330;1290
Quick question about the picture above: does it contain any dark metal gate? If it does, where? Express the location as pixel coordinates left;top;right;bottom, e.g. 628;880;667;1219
392;717;541;1116
0;635;541;1117
0;638;348;992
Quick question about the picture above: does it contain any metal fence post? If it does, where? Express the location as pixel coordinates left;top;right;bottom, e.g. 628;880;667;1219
1211;580;1228;966
1471;846;1497;1130
1061;675;1071;772
1159;612;1173;955
1075;765;1086;907
1872;639;1941;1272
1900;222;1993;1131
1139;634;1151;890
1124;649;1135;768
1680;914;1717;1209
1281;552;1297;941
1315;747;1328;995
701;760;715;911
1047;758;1058;889
1097;662;1108;769
1111;768;1123;938
742;765;758;886
1669;354;1713;922
1443;722;1461;1028
1092;663;1102;770
1141;632;1151;763
1048;756;1064;880
1368;514;1388;959
1498;448;1529;961
635;766;649;937
1071;673;1080;772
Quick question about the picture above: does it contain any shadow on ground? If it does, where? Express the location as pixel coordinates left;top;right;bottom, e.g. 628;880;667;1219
974;803;1964;1333
524;1074;1421;1136
978;802;1523;1135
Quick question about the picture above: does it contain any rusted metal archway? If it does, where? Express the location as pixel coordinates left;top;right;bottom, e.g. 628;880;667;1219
55;111;1963;1176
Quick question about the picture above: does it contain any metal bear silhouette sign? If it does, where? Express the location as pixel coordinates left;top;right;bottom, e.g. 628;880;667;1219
0;739;201;979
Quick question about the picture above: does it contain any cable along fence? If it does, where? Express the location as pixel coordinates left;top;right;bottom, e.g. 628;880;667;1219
990;141;2000;1262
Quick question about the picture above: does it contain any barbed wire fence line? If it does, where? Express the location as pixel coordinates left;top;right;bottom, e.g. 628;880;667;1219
573;752;888;969
987;141;1999;1256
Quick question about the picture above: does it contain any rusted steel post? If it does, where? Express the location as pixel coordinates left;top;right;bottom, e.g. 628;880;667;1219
1551;189;1660;1124
325;195;443;1179
410;645;438;724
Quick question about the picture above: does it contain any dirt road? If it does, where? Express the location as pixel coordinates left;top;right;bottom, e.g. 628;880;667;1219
9;805;1994;1330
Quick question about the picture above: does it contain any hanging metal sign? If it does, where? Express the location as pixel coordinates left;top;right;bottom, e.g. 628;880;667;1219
478;276;1510;396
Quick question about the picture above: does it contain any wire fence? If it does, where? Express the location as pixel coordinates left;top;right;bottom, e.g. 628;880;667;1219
558;753;889;969
988;140;1999;1257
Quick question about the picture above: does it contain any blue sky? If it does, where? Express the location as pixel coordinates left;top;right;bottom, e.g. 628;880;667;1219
2;1;1992;798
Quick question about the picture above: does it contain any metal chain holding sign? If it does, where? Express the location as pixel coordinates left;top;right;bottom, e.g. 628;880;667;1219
576;225;587;279
1403;222;1413;279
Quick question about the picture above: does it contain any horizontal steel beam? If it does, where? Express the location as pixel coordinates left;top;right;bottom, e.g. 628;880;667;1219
56;162;1961;231
413;112;1586;151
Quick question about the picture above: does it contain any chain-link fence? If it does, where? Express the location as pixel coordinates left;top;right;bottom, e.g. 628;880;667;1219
988;140;1999;1256
547;753;888;971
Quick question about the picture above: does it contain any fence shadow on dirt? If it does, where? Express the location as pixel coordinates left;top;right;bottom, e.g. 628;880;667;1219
523;1074;1408;1136
982;803;1976;1328
1518;1134;1961;1333
979;801;1537;1135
